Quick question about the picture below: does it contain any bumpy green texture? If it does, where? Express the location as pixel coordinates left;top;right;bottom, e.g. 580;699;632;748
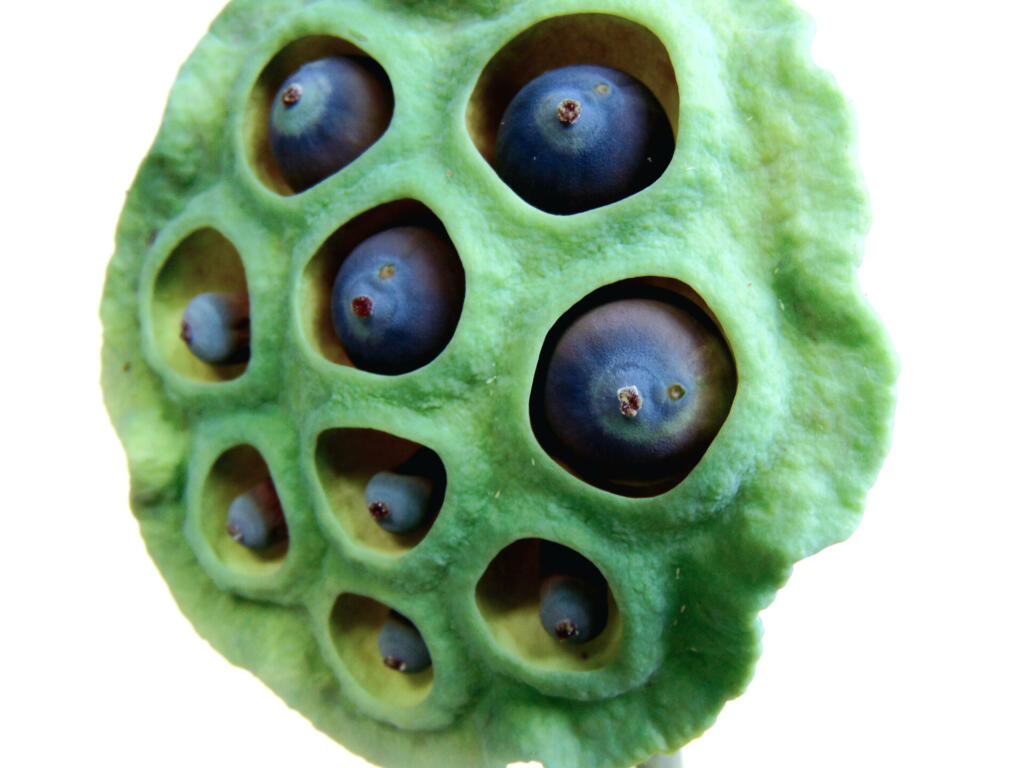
100;1;897;767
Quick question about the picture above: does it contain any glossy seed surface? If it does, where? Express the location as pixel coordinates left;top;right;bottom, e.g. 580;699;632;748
377;612;431;673
539;574;608;644
365;470;433;533
496;64;673;214
269;56;391;192
225;481;285;549
541;296;735;488
330;226;463;374
180;292;250;365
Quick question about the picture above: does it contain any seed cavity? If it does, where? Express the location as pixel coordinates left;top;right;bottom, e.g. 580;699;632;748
667;384;686;401
594;82;610;95
617;385;643;418
368;500;390;520
557;98;581;125
351;295;373;317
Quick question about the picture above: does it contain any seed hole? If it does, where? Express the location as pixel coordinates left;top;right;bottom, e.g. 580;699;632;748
467;13;678;168
299;200;465;374
530;277;736;497
244;36;394;195
200;445;288;573
314;428;446;555
329;594;433;707
151;228;249;383
476;539;620;671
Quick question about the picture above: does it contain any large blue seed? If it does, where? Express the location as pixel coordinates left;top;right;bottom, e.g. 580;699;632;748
268;56;391;193
225;481;286;550
495;64;673;214
365;470;433;533
542;297;735;487
377;613;431;673
180;292;250;365
330;226;463;374
539;574;608;644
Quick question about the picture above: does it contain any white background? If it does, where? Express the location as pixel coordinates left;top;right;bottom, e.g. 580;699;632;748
2;1;1022;766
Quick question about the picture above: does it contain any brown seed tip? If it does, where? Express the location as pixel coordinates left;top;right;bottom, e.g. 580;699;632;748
281;84;302;107
369;501;390;520
180;322;192;344
351;296;373;317
555;618;578;640
667;384;686;401
378;264;395;280
617;385;643;418
226;522;243;542
557;98;582;125
383;656;406;672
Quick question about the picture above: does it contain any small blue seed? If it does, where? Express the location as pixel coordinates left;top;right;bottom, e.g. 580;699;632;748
377;612;431;673
181;292;250;365
226;481;285;549
539;574;608;644
366;470;433;534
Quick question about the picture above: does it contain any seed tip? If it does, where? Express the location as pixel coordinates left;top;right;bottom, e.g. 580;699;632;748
281;83;302;107
351;295;373;317
226;522;244;543
557;98;581;125
617;385;643;418
555;619;578;640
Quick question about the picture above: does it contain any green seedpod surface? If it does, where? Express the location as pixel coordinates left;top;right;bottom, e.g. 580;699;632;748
100;0;897;767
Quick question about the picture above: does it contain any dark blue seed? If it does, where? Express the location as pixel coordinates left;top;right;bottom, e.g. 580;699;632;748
496;64;673;214
225;481;286;549
365;470;433;533
378;612;431;673
180;292;250;365
539;574;608;644
330;226;463;374
542;297;734;487
268;56;391;192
